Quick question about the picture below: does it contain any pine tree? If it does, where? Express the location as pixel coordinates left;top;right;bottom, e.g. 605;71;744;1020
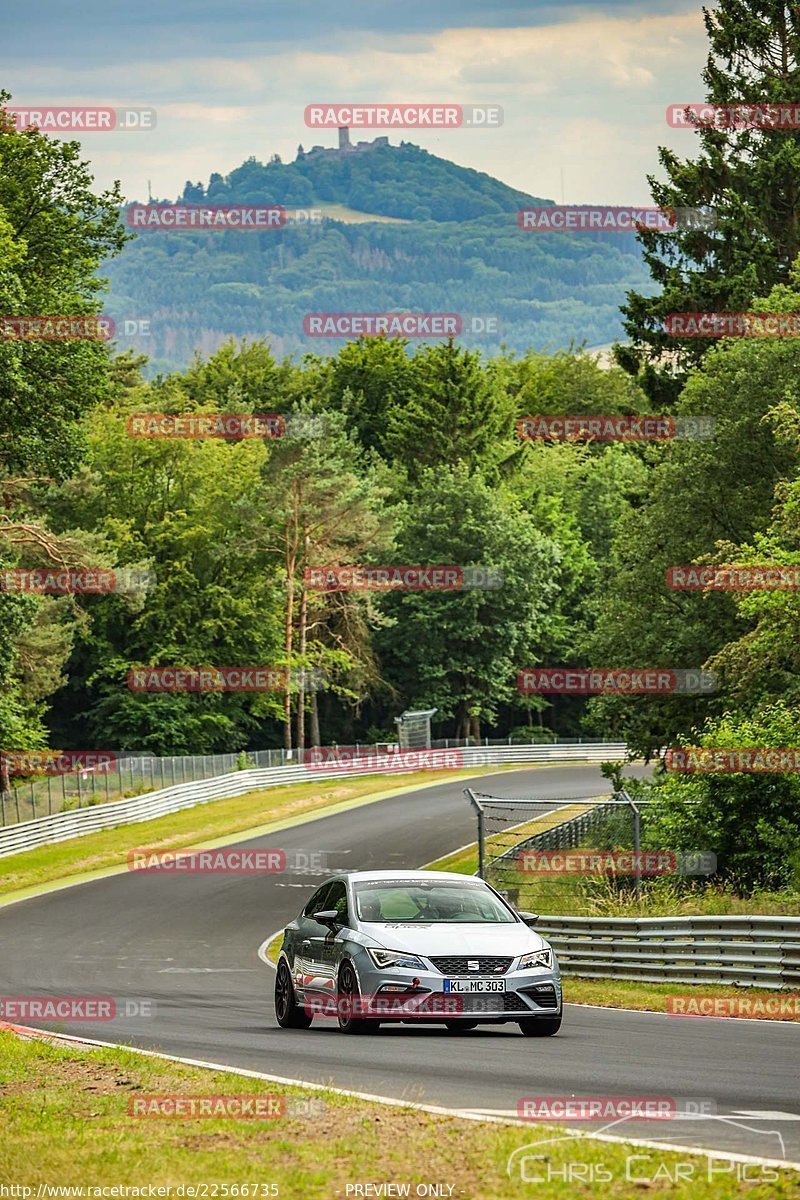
385;339;514;478
618;1;800;405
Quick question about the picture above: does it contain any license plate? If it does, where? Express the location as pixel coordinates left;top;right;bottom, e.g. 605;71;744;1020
443;979;505;993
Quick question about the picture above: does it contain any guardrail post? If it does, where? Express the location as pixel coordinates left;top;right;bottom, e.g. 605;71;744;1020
0;790;5;826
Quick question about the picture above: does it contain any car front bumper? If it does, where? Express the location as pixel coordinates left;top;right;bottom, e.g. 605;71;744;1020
347;956;563;1022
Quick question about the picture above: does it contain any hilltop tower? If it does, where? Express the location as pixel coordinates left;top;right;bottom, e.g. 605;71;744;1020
338;126;351;151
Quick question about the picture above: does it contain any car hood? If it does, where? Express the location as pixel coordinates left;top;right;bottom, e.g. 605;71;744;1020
357;921;547;958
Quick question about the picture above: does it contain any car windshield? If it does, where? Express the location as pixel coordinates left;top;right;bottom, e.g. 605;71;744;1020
353;879;516;924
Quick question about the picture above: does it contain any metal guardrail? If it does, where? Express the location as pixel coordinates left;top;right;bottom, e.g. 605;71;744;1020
0;742;628;859
477;795;800;991
490;799;619;868
537;915;800;990
0;738;625;826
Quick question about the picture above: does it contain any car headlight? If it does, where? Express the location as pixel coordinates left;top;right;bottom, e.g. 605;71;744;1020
367;947;427;970
518;948;553;971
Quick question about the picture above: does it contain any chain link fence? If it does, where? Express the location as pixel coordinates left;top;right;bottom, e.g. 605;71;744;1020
466;788;715;915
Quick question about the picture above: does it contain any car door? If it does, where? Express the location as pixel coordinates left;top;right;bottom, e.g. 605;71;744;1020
315;879;351;994
292;882;333;999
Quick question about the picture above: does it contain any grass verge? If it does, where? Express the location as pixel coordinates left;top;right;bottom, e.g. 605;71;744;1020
0;767;506;903
562;978;800;1021
1;1028;796;1197
426;835;800;918
425;801;592;876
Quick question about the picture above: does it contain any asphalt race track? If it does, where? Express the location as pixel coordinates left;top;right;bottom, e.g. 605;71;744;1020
1;765;798;1165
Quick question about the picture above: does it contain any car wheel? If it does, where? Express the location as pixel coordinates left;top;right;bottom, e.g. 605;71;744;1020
445;1021;478;1032
337;961;372;1034
274;959;313;1029
518;1014;562;1037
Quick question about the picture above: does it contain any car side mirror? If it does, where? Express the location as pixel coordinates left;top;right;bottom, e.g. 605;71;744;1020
518;911;539;925
313;909;340;926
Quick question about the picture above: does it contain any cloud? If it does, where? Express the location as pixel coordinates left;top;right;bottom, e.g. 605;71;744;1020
3;7;708;206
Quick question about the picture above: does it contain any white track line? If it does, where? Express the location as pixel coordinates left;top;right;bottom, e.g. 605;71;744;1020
257;931;283;969
5;769;796;1169
3;1021;797;1172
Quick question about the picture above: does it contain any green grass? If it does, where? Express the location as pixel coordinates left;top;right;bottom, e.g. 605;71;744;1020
424;802;593;876
425;830;800;918
562;978;800;1020
0;767;507;902
314;202;409;223
1;1030;796;1197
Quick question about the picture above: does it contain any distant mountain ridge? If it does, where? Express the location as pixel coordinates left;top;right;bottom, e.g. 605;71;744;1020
177;136;549;224
107;137;651;374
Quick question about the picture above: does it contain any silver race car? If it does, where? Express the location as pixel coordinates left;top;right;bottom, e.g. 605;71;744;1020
274;869;561;1035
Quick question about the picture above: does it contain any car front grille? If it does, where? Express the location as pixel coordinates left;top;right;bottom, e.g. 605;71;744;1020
418;992;529;1014
428;956;513;976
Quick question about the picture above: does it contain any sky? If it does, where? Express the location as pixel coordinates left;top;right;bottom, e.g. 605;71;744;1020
3;0;710;205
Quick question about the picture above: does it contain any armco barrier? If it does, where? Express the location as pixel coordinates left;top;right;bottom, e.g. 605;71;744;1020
536;914;800;990
0;742;627;859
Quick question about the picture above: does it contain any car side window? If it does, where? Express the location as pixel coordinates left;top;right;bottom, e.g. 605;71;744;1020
303;883;332;918
325;881;349;925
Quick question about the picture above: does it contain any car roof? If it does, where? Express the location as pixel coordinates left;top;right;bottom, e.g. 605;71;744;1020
339;869;482;883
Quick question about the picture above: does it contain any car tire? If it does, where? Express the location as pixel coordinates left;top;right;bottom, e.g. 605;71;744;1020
445;1021;478;1032
274;959;313;1029
518;1014;562;1037
337;961;372;1034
